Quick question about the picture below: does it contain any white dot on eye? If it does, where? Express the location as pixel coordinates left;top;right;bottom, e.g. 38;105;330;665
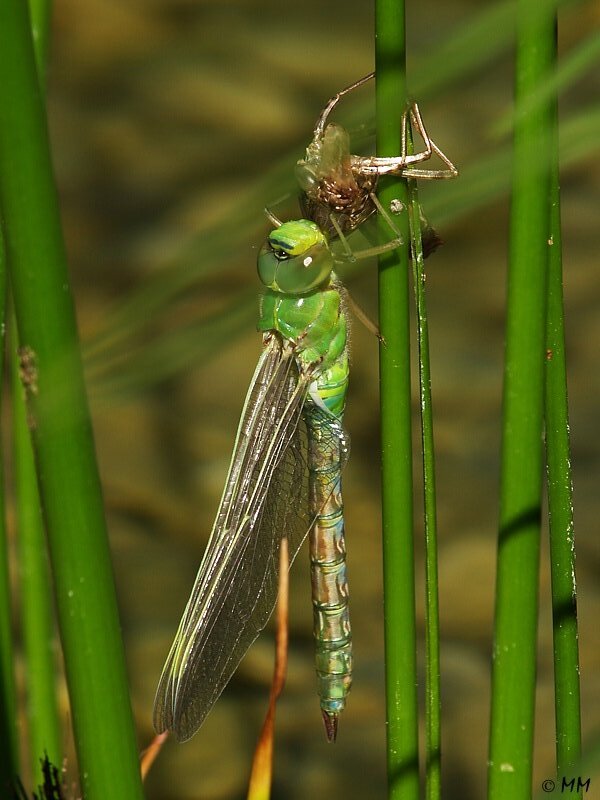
303;256;313;267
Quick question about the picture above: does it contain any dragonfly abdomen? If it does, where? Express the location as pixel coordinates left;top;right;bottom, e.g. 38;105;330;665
306;396;352;742
315;355;348;417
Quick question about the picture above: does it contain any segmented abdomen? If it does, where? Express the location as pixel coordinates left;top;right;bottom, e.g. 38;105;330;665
305;358;352;730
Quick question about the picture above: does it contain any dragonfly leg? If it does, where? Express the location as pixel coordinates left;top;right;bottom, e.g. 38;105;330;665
349;101;458;179
334;237;403;262
264;206;283;228
314;72;375;140
329;193;403;263
401;102;459;179
263;193;295;226
369;191;403;239
329;213;356;261
333;224;404;262
340;285;384;343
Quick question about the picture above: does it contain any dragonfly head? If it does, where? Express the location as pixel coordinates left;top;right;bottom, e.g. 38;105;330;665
258;219;334;294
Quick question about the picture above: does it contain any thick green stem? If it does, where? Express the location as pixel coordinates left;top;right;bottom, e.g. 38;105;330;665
6;0;62;786
488;4;556;798
0;1;144;797
375;3;419;799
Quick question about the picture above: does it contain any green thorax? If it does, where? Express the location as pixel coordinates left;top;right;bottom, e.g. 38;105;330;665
259;287;347;373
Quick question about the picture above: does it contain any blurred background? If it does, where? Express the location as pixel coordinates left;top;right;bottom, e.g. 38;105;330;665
32;0;600;796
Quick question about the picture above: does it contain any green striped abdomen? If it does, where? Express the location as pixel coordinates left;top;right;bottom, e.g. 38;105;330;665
306;355;352;731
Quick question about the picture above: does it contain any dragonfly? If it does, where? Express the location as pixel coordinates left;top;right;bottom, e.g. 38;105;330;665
154;76;457;745
154;217;355;743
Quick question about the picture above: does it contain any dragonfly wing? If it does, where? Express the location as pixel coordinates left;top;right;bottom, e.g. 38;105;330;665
154;335;315;742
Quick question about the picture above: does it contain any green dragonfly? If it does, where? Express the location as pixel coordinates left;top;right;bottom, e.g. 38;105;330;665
154;76;457;745
154;217;354;743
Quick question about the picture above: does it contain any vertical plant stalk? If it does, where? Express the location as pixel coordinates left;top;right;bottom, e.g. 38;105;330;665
408;188;441;800
375;3;419;799
0;233;20;793
5;0;63;788
545;103;582;781
488;3;556;798
11;312;62;786
0;1;144;798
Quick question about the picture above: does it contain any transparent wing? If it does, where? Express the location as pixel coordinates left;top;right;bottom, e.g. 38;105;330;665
313;123;355;184
154;335;320;741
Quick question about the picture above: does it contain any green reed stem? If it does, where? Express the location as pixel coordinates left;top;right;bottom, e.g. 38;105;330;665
0;233;20;794
11;311;62;787
0;1;144;797
545;105;582;784
408;189;441;800
8;2;62;783
375;4;419;799
488;3;556;798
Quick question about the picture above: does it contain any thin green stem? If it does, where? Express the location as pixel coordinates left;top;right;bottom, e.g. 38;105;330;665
408;190;441;800
11;311;62;786
488;3;556;798
545;98;582;785
375;4;419;799
0;1;144;797
0;232;20;794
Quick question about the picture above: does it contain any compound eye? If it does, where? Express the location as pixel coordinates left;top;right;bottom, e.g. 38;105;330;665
257;242;280;289
257;219;334;294
272;241;333;294
257;240;333;294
